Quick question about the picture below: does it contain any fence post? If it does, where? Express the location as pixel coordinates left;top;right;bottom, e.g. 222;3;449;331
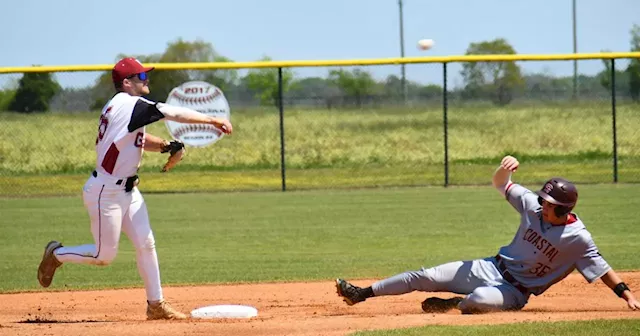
610;58;618;183
442;62;449;187
278;67;287;191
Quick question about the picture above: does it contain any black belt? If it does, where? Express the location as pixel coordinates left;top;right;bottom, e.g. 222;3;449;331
92;170;139;192
495;254;530;295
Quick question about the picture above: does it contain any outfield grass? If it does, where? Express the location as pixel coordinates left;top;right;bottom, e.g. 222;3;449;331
0;184;638;292
1;104;640;196
353;319;640;336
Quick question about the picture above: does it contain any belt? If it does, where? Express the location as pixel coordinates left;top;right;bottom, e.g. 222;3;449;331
495;254;530;296
92;170;139;192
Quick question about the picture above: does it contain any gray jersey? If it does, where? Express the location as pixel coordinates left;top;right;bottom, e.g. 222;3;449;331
497;183;610;295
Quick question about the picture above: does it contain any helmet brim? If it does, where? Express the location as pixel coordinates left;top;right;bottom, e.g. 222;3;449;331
535;190;575;207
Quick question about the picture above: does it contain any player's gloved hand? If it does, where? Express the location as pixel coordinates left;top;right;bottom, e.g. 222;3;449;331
161;140;185;172
627;298;640;311
500;155;519;172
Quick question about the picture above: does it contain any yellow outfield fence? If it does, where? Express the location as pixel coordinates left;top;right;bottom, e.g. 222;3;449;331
1;52;639;73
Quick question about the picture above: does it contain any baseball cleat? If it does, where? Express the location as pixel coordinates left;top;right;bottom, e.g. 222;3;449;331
421;296;463;313
37;241;63;288
146;300;188;320
336;278;367;306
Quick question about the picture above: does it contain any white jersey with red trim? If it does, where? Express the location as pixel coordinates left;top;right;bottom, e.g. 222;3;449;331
94;93;154;178
497;183;611;295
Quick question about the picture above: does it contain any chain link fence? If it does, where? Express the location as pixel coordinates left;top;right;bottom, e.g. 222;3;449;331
0;57;638;197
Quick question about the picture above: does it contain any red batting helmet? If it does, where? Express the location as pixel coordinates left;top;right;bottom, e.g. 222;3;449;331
535;177;578;216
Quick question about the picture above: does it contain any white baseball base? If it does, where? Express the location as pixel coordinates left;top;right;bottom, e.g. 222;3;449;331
190;304;258;319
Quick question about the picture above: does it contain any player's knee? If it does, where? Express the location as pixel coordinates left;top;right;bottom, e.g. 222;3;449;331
459;289;500;314
95;247;118;266
135;234;156;252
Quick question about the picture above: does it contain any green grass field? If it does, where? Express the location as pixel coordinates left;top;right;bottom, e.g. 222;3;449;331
2;184;639;292
354;319;640;336
1;104;640;197
1;184;639;334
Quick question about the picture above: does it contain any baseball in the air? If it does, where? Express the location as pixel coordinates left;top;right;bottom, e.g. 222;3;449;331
417;39;435;51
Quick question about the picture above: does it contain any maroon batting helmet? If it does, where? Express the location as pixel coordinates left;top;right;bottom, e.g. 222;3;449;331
535;177;578;216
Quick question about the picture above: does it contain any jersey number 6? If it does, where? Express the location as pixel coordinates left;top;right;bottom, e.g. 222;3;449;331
96;115;109;144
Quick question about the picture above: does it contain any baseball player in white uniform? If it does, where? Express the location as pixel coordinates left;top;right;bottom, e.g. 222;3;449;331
337;156;640;313
37;57;233;320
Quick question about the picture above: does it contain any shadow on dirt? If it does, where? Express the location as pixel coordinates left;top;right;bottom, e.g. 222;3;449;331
18;317;111;324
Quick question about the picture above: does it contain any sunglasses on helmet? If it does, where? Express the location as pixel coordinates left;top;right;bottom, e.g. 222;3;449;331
126;72;148;81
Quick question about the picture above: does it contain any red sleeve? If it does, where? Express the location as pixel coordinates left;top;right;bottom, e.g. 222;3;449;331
505;182;514;199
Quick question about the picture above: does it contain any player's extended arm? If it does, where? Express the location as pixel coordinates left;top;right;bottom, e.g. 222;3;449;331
143;133;169;152
492;156;519;196
600;269;640;310
157;103;232;135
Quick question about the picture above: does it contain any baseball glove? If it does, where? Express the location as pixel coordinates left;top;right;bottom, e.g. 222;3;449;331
161;140;185;172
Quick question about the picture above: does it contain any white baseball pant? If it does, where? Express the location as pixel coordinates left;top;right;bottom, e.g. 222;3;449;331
54;172;163;302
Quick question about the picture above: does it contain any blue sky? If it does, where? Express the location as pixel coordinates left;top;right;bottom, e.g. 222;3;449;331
2;0;639;88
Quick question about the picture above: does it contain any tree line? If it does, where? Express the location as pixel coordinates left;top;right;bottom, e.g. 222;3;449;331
2;25;639;113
